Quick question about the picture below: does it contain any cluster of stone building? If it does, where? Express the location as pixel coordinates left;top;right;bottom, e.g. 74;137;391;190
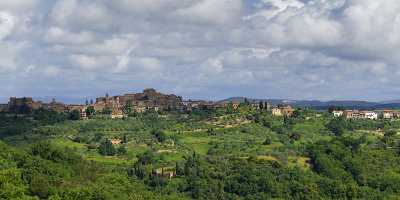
0;89;184;119
92;88;184;118
1;97;89;119
332;110;400;120
0;88;298;119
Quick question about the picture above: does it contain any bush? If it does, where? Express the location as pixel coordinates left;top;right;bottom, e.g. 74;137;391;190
152;130;167;143
263;136;272;145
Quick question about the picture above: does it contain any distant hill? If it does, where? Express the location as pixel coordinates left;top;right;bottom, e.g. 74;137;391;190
379;100;400;104
219;97;400;110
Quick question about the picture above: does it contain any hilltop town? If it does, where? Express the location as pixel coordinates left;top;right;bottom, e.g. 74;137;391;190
2;88;400;121
0;88;275;119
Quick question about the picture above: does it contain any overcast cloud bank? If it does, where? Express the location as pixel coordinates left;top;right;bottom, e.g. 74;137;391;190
0;0;400;102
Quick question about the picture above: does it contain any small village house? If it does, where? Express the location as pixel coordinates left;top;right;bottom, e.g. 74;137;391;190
280;105;294;117
232;102;240;110
361;111;378;120
343;110;360;119
153;167;176;180
383;110;395;119
332;110;344;117
110;139;122;145
343;110;378;120
272;107;282;116
111;110;124;119
68;105;88;120
272;105;294;117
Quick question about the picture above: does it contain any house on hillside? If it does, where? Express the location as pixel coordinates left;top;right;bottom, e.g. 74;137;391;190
272;105;294;117
110;110;124;119
383;110;395;119
232;102;240;110
343;110;378;120
250;101;271;110
332;110;344;117
272;107;282;116
110;139;122;145
153;167;176;180
68;105;88;120
280;105;294;117
361;111;378;120
343;110;360;119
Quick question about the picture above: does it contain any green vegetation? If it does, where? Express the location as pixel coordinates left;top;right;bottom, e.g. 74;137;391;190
2;105;400;199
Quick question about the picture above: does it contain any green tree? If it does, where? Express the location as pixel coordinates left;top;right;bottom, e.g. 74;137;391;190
263;135;272;145
123;100;133;114
137;151;155;165
99;139;116;156
326;118;348;136
69;110;81;120
117;145;127;155
122;134;128;143
102;107;112;115
85;106;95;117
152;130;167;143
383;129;397;146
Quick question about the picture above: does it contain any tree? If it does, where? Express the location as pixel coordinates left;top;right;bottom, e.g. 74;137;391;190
131;162;147;179
263;136;272;145
207;128;216;136
123;100;133;114
259;102;264;110
290;132;302;142
117;145;127;155
69;110;81;120
102;107;112;115
326;118;348;136
86;106;95;117
384;129;397;138
137;151;155;165
383;129;397;146
99;139;116;156
152;130;167;143
122;134;128;143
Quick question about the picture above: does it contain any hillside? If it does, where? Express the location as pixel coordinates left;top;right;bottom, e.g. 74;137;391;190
2;106;400;199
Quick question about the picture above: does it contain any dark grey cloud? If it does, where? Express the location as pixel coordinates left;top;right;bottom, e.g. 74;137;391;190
0;0;400;103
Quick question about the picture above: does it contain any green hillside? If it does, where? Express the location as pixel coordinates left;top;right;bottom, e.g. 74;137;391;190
2;106;400;199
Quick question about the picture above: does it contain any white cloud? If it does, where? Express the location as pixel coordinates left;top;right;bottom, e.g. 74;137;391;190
43;66;61;77
70;54;100;70
0;0;38;13
115;46;135;72
174;0;243;25
2;0;400;101
50;0;113;31
44;27;95;45
0;12;15;40
244;0;304;21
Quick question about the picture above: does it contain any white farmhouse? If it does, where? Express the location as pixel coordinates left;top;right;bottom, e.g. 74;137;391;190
332;110;344;117
361;111;378;120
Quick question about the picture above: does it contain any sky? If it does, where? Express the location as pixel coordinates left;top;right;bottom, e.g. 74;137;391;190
1;0;400;103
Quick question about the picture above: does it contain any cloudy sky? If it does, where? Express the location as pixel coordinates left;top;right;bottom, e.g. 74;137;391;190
1;0;400;103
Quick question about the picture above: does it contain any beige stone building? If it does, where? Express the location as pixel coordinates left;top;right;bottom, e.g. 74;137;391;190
272;105;294;117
